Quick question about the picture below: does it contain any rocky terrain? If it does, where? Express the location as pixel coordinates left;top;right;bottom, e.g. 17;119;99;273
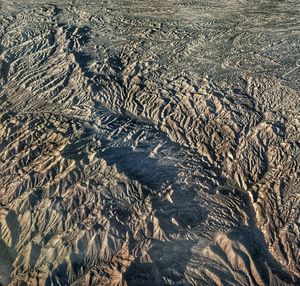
0;0;299;285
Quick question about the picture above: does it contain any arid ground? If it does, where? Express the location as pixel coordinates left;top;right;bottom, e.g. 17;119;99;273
0;0;299;285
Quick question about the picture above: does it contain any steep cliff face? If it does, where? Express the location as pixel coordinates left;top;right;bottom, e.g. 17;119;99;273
0;1;299;285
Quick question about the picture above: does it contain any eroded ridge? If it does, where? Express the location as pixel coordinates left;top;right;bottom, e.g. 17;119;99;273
0;1;299;286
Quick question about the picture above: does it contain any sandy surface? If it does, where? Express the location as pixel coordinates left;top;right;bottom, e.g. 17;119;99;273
0;0;299;285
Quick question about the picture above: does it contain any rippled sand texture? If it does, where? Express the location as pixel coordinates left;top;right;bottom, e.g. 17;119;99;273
0;0;299;285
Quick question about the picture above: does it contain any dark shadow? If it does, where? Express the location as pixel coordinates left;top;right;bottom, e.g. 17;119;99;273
45;261;68;286
125;240;195;286
0;211;20;285
73;51;94;78
226;226;299;285
99;146;178;190
6;210;20;246
124;261;163;286
0;60;9;84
